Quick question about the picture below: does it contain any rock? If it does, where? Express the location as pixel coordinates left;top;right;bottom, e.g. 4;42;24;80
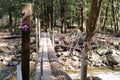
17;57;21;61
72;56;79;61
113;42;119;46
0;47;3;53
30;52;37;61
0;69;12;79
0;43;8;47
56;52;62;57
94;62;102;67
97;49;108;56
70;61;81;68
4;56;12;62
62;51;70;57
72;51;80;57
89;52;103;67
12;56;18;61
2;60;9;65
86;76;102;80
114;45;119;50
55;46;64;52
117;64;120;67
0;56;4;61
7;45;14;50
15;54;21;57
8;61;19;66
68;66;75;71
106;49;120;65
91;42;100;49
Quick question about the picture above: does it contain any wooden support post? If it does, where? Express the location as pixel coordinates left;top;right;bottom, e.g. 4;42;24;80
81;42;87;80
38;20;41;46
17;64;22;80
36;18;38;54
52;28;54;48
21;3;32;80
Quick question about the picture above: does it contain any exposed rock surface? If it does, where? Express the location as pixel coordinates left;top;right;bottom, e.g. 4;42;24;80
54;33;120;70
0;37;36;79
86;76;102;80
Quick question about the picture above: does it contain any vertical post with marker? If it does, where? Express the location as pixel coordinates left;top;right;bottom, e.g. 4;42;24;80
21;3;32;80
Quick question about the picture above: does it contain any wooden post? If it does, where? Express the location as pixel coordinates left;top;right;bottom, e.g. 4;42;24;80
21;3;32;80
52;28;54;48
38;20;41;46
81;42;87;80
36;18;38;54
17;64;22;80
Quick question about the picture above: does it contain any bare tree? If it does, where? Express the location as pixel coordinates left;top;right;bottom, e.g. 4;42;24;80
81;0;103;80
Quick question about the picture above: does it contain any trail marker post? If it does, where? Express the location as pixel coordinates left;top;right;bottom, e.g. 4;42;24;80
21;3;32;80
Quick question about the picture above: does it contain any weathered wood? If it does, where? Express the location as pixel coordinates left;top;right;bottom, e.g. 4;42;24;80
0;35;21;39
38;20;41;46
81;42;87;80
41;33;54;80
0;33;36;39
33;35;44;80
21;3;32;80
34;33;71;80
36;18;39;54
47;37;72;80
33;33;54;80
17;64;22;80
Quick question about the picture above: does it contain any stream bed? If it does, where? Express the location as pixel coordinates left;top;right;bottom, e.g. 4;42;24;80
69;71;120;80
67;67;120;80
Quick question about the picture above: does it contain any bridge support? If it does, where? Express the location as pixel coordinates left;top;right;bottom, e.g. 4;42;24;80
21;3;32;80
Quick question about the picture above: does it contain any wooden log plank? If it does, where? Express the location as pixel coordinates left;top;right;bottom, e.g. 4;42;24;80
33;33;44;80
41;33;54;80
47;37;72;80
17;64;22;80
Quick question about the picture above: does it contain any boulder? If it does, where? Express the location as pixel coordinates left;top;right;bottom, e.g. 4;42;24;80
56;52;62;57
96;49;108;56
30;52;37;61
89;52;103;67
70;61;81;68
106;49;120;65
72;56;79;61
0;47;4;53
86;76;102;80
8;61;19;66
62;51;70;57
0;69;12;80
0;43;8;47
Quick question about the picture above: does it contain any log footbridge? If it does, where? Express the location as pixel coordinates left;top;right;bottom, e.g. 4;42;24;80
33;33;71;80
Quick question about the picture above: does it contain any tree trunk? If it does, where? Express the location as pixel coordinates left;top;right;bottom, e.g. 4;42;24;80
111;0;117;33
101;0;110;32
114;0;119;33
8;8;13;32
60;0;65;33
80;0;86;32
80;6;84;32
81;0;103;80
47;6;50;32
85;0;103;42
50;0;54;31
